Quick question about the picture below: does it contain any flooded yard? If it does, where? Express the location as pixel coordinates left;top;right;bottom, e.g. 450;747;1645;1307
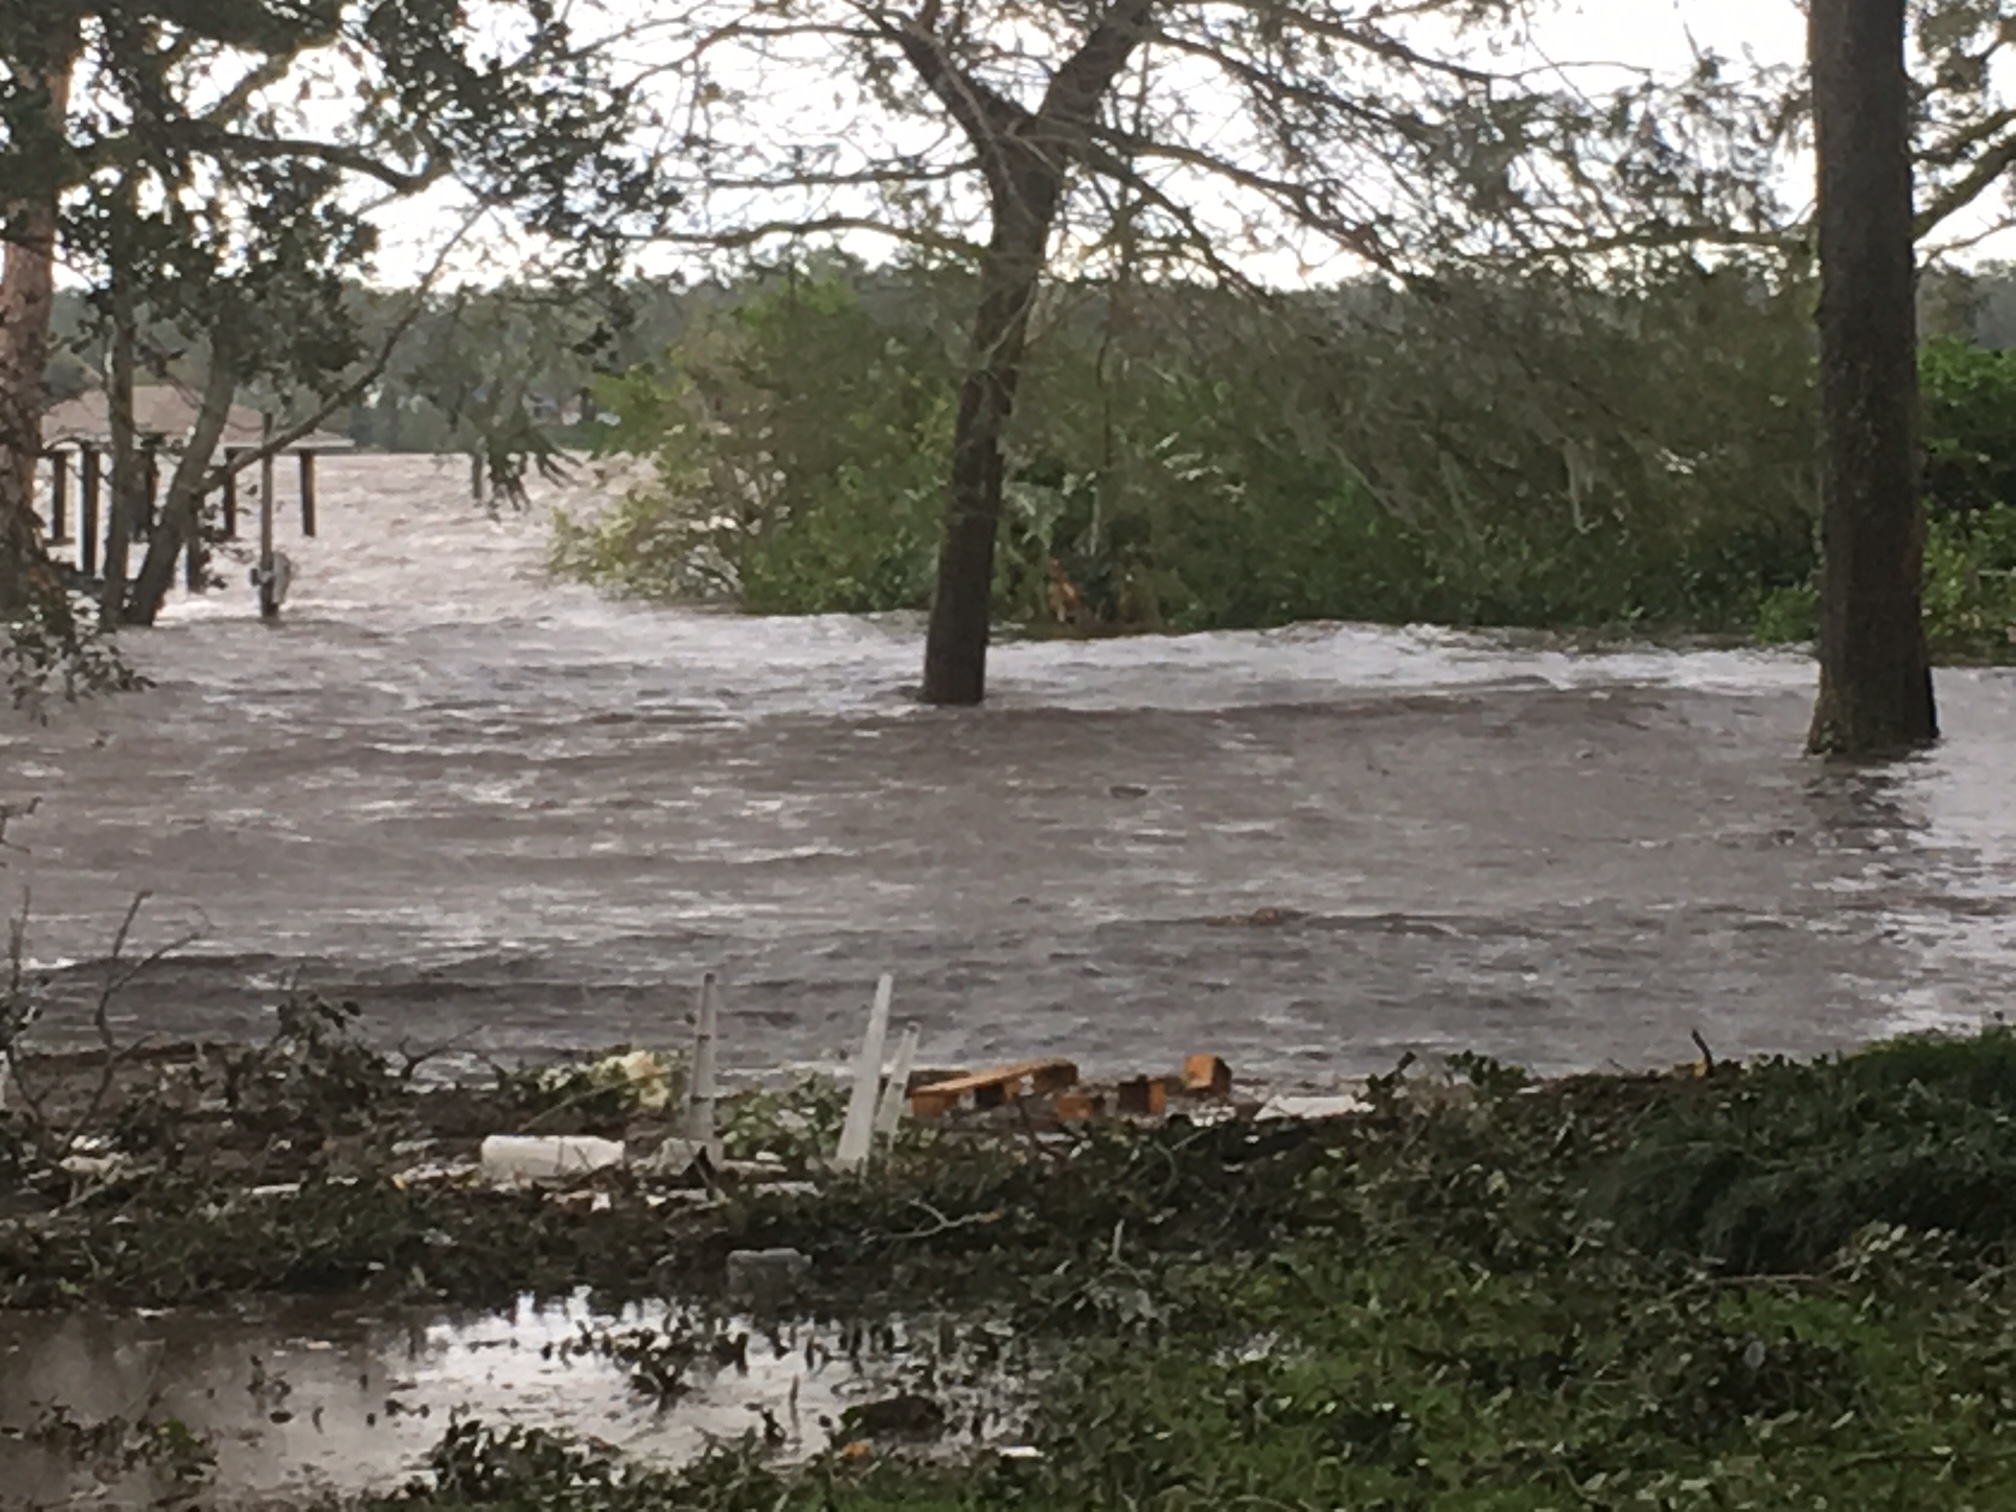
3;453;2012;1085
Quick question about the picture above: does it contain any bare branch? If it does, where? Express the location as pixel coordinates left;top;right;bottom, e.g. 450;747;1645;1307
201;207;487;492
622;213;982;258
1916;130;2016;242
63;890;201;1157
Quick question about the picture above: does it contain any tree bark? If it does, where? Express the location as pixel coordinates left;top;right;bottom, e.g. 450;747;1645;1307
1806;0;1937;755
0;15;81;617
921;181;1059;705
99;277;139;631
126;337;237;625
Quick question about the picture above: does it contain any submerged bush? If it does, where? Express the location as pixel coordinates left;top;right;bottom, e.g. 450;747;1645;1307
552;274;956;614
557;264;2016;660
555;264;1830;637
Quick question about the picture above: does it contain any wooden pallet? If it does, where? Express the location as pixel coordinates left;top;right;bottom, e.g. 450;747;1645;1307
909;1058;1080;1118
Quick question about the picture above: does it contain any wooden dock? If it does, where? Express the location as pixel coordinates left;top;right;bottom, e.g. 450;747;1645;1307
35;387;351;580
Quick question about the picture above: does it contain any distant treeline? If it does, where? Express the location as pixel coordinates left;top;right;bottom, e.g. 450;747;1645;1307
41;258;2016;457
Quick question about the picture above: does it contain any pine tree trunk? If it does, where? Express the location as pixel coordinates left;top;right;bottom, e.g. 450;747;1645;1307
0;19;80;617
98;280;139;631
1806;0;1937;755
920;182;1058;706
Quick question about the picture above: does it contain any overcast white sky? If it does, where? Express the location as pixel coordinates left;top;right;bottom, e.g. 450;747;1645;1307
1537;0;1803;70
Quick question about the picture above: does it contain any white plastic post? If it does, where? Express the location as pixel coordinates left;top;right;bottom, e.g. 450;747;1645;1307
834;974;893;1172
874;1026;919;1143
685;972;719;1144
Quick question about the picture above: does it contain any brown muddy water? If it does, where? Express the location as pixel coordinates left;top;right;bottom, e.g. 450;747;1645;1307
4;452;2015;1087
0;1293;909;1504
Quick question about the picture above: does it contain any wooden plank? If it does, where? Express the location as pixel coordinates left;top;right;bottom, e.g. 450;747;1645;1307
1053;1091;1100;1121
1183;1054;1233;1100
909;1058;1078;1118
299;451;317;536
48;451;69;543
79;448;99;575
1117;1076;1167;1116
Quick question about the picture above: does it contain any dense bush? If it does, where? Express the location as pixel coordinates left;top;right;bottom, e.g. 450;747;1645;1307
552;275;958;613
555;263;2016;657
1922;337;2016;519
1589;1028;2016;1271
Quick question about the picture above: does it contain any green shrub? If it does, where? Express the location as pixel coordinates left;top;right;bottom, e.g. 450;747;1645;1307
1922;336;2016;518
552;275;955;614
556;263;2016;658
1591;1029;2016;1272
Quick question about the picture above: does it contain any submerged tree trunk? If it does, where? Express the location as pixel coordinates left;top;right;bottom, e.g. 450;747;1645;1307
914;0;1156;705
1806;0;1937;755
0;17;81;616
921;188;1059;706
99;278;139;631
126;338;237;625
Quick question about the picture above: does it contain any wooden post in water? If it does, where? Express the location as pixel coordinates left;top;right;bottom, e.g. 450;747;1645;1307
298;450;317;536
184;493;205;591
137;441;158;539
220;450;239;539
470;450;486;504
48;451;69;543
79;447;100;575
258;417;278;621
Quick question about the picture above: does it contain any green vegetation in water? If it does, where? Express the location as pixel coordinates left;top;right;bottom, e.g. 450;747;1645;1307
15;1002;2016;1507
551;266;2016;661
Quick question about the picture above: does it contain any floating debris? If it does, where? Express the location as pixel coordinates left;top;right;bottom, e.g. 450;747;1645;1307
479;1134;626;1186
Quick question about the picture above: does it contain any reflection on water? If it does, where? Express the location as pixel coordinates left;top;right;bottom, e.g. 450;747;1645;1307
0;1292;875;1505
2;454;2013;1081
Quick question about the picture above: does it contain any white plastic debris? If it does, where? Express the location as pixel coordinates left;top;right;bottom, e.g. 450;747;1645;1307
1255;1092;1371;1121
479;1134;625;1186
58;1152;125;1180
685;973;720;1141
833;975;894;1172
634;1137;719;1178
874;1025;919;1141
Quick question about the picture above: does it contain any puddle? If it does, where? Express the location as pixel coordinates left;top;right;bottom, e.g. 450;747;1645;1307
0;1291;928;1505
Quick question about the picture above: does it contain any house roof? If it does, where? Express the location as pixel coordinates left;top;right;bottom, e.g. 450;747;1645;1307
44;387;355;452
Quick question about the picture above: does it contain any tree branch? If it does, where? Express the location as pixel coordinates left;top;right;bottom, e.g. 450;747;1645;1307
622;212;981;258
1916;128;2016;241
201;211;485;493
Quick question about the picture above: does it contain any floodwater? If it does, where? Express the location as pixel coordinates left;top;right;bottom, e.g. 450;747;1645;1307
4;453;2015;1085
0;1293;897;1505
